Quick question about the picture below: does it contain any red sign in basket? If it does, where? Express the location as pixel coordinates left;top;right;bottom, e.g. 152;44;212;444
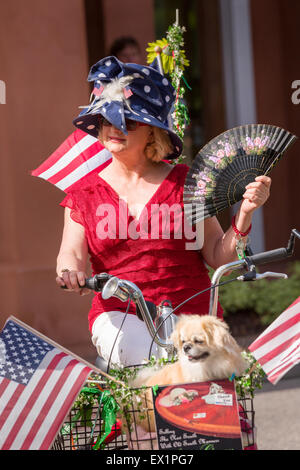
154;380;242;444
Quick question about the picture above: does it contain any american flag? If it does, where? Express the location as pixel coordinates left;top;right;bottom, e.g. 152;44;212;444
0;316;94;450
249;297;300;385
31;129;112;193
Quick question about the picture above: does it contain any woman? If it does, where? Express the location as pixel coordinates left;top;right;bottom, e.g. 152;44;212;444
56;56;271;367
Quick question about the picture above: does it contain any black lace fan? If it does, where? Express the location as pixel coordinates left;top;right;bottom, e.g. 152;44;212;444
184;124;297;224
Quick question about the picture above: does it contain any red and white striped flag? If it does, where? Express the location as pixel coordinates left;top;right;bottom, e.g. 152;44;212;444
0;316;96;450
31;129;112;193
249;297;300;384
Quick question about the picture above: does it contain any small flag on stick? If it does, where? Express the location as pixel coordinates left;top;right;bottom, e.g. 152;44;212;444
0;316;100;450
249;297;300;384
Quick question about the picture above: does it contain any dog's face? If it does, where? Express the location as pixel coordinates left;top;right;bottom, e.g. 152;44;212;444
171;314;240;364
177;330;211;363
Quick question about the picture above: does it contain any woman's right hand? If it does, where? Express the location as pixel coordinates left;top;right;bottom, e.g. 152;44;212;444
56;270;91;296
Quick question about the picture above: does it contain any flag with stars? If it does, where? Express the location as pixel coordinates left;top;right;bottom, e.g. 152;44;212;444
0;316;94;450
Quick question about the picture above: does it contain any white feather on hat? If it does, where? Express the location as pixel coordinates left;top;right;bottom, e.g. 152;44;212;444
80;75;138;115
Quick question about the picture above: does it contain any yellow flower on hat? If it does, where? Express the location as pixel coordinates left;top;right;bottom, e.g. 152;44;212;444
146;38;189;75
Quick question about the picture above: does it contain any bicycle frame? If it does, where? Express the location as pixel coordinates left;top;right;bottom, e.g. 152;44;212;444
53;229;300;451
85;228;300;359
209;258;255;317
99;260;288;358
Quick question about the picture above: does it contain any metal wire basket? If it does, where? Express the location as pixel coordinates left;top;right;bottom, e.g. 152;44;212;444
51;384;256;451
51;402;127;450
119;388;256;451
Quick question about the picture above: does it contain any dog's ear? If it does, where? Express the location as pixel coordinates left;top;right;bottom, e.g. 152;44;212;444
209;318;240;355
221;330;241;355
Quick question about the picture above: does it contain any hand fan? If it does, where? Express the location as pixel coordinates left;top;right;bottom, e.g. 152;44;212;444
183;124;297;224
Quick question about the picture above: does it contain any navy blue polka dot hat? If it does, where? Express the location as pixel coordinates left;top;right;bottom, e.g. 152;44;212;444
73;56;183;159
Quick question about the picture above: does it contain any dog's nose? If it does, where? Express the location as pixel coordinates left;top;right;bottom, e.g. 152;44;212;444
183;344;192;353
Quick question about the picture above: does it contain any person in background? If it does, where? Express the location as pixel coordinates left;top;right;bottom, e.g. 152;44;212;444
109;36;143;64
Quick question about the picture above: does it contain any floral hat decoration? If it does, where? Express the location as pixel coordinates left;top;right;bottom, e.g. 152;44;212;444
73;56;183;160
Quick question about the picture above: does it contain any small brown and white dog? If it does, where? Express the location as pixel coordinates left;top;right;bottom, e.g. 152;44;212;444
133;314;248;388
125;315;248;448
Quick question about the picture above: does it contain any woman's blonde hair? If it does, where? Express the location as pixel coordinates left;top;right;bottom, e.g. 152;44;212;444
98;124;174;162
145;126;174;162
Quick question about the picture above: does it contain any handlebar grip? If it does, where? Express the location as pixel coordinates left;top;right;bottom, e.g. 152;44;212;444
84;276;99;290
84;273;112;292
247;248;289;266
60;273;111;292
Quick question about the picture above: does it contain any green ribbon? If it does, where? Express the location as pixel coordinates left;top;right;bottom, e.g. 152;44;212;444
61;386;103;437
182;75;192;90
93;390;120;450
80;386;103;400
62;386;120;450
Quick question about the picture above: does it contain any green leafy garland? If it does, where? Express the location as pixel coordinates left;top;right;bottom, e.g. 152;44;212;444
235;351;266;398
146;18;190;164
106;356;177;430
166;22;190;142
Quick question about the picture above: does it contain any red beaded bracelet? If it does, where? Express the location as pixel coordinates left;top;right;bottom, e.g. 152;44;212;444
231;215;252;237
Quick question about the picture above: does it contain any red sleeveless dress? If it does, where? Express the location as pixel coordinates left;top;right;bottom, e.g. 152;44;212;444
60;164;223;332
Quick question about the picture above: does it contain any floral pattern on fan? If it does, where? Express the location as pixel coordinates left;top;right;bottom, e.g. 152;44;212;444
190;133;271;203
191;169;215;204
184;124;297;223
242;135;271;154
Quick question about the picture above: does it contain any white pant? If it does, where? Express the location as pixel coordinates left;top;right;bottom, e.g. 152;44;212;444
91;311;159;367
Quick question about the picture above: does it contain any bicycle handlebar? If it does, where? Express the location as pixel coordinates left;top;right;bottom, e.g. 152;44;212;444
239;229;300;267
60;228;299;353
246;247;290;266
209;228;300;315
85;272;112;292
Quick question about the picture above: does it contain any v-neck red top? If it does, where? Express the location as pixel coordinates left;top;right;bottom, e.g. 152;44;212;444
60;164;222;331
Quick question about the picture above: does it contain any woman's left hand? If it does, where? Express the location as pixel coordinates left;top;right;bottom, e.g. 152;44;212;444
240;175;272;215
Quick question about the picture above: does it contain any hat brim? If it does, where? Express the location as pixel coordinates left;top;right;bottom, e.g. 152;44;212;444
73;110;183;160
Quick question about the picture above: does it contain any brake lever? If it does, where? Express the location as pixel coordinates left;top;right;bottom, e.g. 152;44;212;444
237;271;288;281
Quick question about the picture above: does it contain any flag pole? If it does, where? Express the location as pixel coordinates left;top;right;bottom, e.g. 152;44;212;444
8;315;126;387
247;361;259;376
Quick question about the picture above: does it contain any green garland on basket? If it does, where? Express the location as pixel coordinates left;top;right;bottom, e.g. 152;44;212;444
60;352;265;449
146;18;190;163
